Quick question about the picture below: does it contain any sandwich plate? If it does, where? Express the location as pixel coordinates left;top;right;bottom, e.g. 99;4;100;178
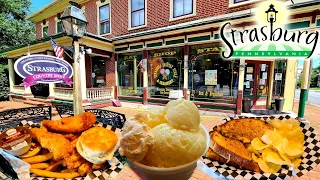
0;120;126;180
202;115;320;180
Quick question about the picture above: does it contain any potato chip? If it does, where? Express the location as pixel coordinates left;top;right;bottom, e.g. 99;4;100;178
257;158;282;173
276;146;291;163
283;138;304;157
247;144;260;157
252;153;259;163
283;119;301;130
284;128;304;144
261;130;283;149
251;138;270;151
292;158;302;168
268;120;292;131
265;151;291;165
261;147;275;161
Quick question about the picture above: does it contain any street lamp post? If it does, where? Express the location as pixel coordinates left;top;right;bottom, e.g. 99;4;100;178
60;2;88;115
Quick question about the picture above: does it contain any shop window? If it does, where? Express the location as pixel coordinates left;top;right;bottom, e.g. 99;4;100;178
57;21;64;33
148;47;184;99
188;45;239;103
118;53;143;96
130;0;145;28
99;4;110;34
92;57;106;88
273;60;287;98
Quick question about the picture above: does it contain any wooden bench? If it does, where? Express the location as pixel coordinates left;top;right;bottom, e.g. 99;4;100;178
0;106;52;132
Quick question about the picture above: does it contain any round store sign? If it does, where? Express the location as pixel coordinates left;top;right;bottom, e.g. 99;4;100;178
14;55;73;87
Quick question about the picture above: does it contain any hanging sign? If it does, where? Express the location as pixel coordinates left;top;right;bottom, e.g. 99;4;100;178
14;55;73;88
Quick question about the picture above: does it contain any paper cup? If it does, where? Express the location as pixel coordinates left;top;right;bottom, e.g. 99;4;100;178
129;124;210;180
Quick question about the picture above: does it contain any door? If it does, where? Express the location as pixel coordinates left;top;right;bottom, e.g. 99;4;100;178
243;61;271;110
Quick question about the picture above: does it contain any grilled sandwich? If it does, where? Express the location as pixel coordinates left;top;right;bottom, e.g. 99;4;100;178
217;119;273;143
209;128;261;172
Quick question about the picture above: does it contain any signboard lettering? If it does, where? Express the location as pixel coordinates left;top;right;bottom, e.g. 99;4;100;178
14;55;73;87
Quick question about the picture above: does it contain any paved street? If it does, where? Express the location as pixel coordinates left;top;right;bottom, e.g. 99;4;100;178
295;89;320;106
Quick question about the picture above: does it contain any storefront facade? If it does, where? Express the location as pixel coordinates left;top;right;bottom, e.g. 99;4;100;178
2;0;320;114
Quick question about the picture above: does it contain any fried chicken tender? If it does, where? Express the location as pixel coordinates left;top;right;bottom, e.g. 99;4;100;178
42;112;96;133
31;128;72;160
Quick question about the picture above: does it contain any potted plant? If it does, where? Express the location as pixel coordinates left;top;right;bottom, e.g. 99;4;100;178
275;96;285;111
242;97;252;113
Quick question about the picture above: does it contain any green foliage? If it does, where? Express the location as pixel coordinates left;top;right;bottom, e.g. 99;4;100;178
0;64;9;100
297;76;302;87
310;65;320;87
0;0;35;52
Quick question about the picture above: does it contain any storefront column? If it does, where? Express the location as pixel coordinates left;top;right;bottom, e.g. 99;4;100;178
79;47;89;105
8;59;15;92
133;57;137;91
283;59;298;111
143;50;148;105
298;59;311;119
114;53;118;99
267;61;275;108
183;45;189;99
236;59;245;114
47;51;55;99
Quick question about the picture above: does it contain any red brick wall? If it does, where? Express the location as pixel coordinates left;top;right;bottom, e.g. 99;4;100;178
108;0;255;38
36;22;42;39
34;0;255;39
105;54;115;87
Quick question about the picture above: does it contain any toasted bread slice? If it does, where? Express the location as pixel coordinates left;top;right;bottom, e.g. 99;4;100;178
206;148;240;168
210;128;261;172
218;119;273;143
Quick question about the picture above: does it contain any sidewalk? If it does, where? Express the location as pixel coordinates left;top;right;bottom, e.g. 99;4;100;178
0;101;319;179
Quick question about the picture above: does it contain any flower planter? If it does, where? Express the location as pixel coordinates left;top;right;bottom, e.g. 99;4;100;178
242;98;252;113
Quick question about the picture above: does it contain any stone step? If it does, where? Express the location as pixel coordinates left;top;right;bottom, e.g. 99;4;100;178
29;98;49;103
87;102;112;109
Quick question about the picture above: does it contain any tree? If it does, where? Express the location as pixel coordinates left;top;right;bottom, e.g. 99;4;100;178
310;65;320;87
0;0;35;54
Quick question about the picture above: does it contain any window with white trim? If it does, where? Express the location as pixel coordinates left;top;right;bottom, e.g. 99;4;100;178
131;0;145;27
234;0;249;3
173;0;193;18
99;4;110;34
57;21;64;33
42;24;48;38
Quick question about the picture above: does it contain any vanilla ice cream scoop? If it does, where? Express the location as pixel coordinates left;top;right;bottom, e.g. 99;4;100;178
119;118;154;162
142;123;207;168
164;99;200;131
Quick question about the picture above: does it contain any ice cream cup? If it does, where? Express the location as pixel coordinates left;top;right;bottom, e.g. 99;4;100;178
129;124;210;180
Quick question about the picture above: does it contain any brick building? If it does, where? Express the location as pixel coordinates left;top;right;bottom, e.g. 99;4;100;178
3;0;320;114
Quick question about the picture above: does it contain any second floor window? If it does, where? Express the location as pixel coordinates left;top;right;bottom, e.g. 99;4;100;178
99;4;110;34
131;0;145;27
57;21;64;33
173;0;193;18
234;0;249;3
42;26;48;37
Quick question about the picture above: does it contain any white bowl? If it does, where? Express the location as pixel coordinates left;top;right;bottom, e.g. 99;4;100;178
129;124;210;180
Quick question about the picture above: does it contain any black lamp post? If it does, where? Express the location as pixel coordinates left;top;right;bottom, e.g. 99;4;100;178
265;4;278;41
60;1;87;115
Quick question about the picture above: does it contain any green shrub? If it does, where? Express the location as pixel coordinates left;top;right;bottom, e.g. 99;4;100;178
0;64;9;101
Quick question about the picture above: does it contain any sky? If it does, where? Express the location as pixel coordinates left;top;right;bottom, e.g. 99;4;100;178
30;0;52;13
